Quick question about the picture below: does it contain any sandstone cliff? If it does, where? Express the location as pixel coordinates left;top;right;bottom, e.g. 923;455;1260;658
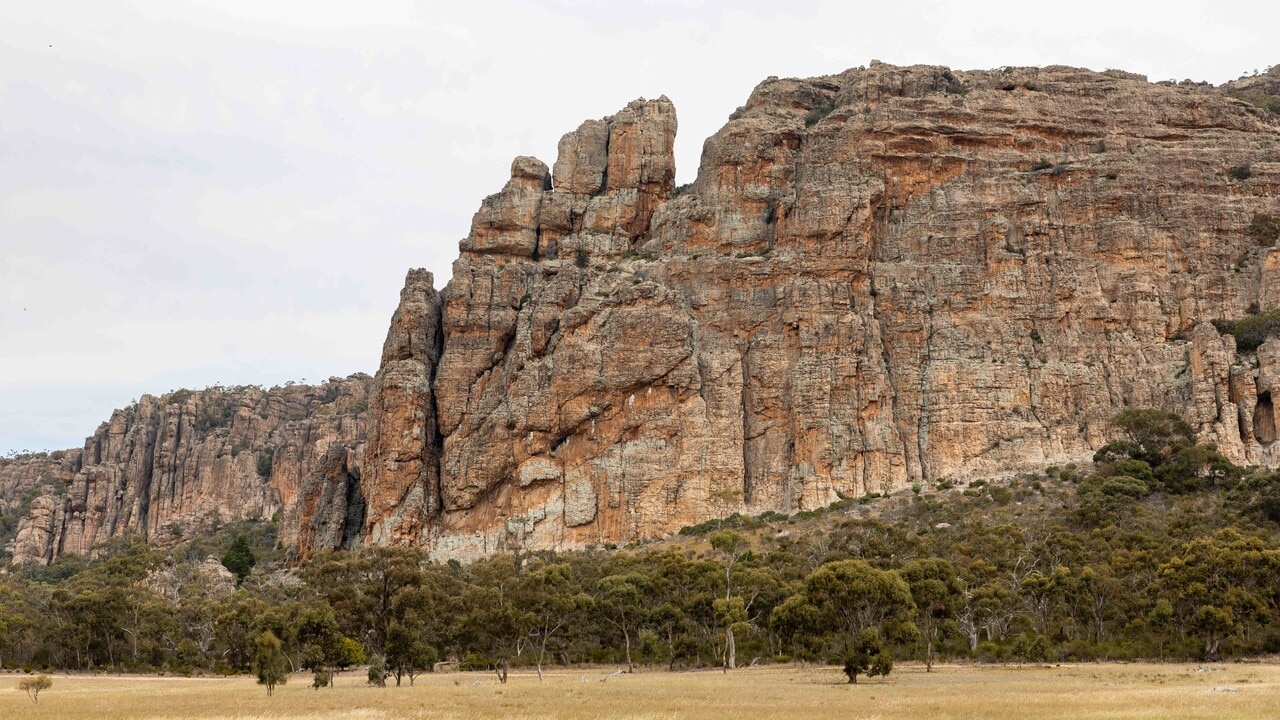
11;63;1280;566
6;376;371;565
363;63;1280;559
0;451;81;561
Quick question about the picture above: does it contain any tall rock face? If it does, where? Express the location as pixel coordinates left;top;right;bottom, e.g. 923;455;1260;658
11;63;1279;566
365;64;1280;559
8;376;372;565
362;269;443;545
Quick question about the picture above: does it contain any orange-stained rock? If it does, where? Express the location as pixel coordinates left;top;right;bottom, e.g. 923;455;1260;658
10;63;1280;566
364;64;1280;560
362;269;443;546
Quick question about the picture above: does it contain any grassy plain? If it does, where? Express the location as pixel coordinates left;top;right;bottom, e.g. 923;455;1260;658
3;662;1279;720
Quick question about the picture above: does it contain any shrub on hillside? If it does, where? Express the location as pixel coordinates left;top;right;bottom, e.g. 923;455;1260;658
1227;164;1254;181
1248;212;1280;247
1216;309;1280;352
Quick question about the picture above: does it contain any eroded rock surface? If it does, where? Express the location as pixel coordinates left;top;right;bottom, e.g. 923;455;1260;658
364;63;1280;559
362;269;443;546
9;376;371;565
12;63;1280;565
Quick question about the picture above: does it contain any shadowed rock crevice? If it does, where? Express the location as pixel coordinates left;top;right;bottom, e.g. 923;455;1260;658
1255;392;1275;444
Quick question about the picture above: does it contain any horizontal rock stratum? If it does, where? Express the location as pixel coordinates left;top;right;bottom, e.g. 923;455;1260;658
7;62;1280;564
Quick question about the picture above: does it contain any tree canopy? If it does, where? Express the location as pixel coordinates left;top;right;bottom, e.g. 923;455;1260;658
1;409;1278;679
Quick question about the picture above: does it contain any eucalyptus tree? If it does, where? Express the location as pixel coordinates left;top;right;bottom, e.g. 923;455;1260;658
253;630;288;696
788;559;916;683
901;558;963;671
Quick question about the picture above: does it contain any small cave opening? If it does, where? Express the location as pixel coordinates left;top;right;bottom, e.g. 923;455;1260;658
1255;392;1276;445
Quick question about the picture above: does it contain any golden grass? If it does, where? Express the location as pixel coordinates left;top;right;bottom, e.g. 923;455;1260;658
3;662;1279;720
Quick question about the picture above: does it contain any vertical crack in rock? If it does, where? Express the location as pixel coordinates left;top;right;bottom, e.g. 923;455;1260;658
740;350;754;504
918;286;935;483
1255;392;1275;444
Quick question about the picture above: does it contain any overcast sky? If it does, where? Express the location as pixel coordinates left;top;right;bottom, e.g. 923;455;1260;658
1;1;1276;455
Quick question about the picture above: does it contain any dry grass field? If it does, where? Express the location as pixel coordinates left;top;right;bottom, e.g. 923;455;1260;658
3;662;1279;720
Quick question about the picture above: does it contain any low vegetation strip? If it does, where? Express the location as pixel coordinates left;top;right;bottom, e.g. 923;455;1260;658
2;664;1279;720
1;410;1278;684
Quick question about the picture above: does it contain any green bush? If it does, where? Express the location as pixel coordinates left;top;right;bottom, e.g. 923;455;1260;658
1099;475;1150;499
367;655;387;687
1227;164;1253;181
1229;471;1280;524
1217;309;1280;352
1111;459;1155;484
321;383;341;404
221;534;257;585
194;396;236;437
1248;213;1280;247
1228;90;1280;115
804;102;835;128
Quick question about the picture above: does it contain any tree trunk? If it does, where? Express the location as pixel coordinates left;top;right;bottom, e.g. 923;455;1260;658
623;628;633;672
667;628;677;671
926;636;934;673
1205;634;1221;661
537;638;547;681
725;626;736;670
